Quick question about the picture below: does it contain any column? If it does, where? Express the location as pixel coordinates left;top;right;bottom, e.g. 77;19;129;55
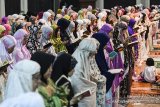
136;0;150;8
0;0;5;17
96;0;104;10
20;0;28;14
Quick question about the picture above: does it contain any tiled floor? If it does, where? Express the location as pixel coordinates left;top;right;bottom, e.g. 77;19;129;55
128;51;160;107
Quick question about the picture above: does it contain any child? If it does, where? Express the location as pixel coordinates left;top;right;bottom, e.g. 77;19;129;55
140;58;156;83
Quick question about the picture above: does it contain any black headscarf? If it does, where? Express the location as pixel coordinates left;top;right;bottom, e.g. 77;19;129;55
51;52;77;82
31;51;55;84
51;52;77;106
92;33;115;93
57;18;70;32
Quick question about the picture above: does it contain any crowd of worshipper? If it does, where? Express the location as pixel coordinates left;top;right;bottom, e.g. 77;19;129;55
0;4;160;107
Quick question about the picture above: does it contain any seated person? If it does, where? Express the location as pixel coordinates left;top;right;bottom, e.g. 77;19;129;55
140;58;156;83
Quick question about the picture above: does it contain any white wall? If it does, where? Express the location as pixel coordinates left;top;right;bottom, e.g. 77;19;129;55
0;0;5;17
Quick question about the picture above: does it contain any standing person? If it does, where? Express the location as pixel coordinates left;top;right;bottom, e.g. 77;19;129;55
26;24;42;54
5;59;41;99
42;12;52;26
0;35;16;67
128;18;138;60
92;33;115;107
57;18;79;54
71;38;99;107
51;52;78;107
12;29;31;64
0;35;16;102
99;24;124;107
39;25;56;55
31;51;67;107
97;12;107;30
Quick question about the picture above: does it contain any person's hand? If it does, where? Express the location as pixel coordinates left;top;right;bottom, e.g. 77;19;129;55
42;48;48;52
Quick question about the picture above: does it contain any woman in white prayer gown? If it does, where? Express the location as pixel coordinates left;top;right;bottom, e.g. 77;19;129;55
0;92;45;107
4;59;40;99
71;38;103;107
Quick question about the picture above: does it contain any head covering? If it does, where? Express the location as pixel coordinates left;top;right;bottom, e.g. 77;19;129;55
72;38;100;80
41;25;53;40
42;12;51;26
3;24;11;35
88;14;97;21
37;12;44;20
128;19;136;28
12;14;19;20
66;21;75;34
48;9;55;17
57;18;70;31
92;33;115;93
128;18;136;36
0;25;6;36
71;38;99;107
51;52;77;82
5;59;40;99
1;17;8;25
78;10;84;19
64;15;70;20
71;12;78;20
2;35;16;49
98;13;105;19
13;29;28;46
0;92;45;107
13;29;31;61
31;51;55;83
99;24;113;35
87;5;92;11
121;15;130;23
0;35;16;62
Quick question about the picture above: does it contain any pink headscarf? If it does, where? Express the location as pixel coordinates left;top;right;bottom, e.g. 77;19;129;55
3;24;11;35
13;29;31;63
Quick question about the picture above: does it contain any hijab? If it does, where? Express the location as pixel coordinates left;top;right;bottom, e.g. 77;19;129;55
128;18;136;36
1;17;8;25
92;33;115;92
57;18;70;32
51;52;77;82
41;25;53;40
0;25;6;36
71;38;99;107
99;24;113;35
5;59;40;99
3;24;11;35
0;35;16;62
42;12;51;26
13;29;31;62
72;38;100;80
31;51;55;84
0;92;45;107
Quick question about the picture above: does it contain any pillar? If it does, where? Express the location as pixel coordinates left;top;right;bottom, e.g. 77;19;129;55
20;0;28;14
96;0;104;10
136;0;150;8
0;0;5;17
